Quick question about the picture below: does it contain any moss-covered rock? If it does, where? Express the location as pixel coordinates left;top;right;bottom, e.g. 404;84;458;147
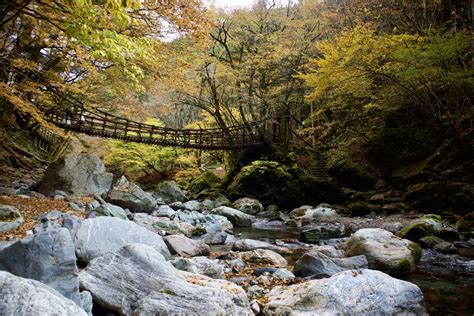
187;171;221;194
397;216;442;241
0;205;23;233
418;236;445;249
153;180;186;203
300;223;345;244
420;214;442;222
233;197;263;215
327;153;377;191
93;203;128;220
345;228;420;277
226;160;340;208
226;161;296;207
403;181;474;214
0;205;21;222
346;202;383;216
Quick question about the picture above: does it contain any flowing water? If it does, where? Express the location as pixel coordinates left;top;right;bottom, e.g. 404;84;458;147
233;225;474;315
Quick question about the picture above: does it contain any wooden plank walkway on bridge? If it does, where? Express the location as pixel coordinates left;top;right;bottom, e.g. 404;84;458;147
45;105;275;150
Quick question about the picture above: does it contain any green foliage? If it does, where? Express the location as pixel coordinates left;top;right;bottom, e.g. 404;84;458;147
300;27;473;138
103;119;176;177
104;140;178;178
0;0;207;131
187;171;221;193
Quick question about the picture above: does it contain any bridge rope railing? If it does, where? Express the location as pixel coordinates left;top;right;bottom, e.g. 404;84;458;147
12;67;275;150
45;103;274;150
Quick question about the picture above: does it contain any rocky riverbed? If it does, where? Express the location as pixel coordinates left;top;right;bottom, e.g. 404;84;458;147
0;153;473;315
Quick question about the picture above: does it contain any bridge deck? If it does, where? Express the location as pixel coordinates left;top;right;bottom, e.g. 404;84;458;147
46;106;271;150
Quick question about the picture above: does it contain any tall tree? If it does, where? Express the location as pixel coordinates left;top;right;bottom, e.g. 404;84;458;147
0;0;207;128
172;1;324;150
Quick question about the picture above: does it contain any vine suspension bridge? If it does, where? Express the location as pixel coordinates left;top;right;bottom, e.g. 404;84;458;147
45;105;279;150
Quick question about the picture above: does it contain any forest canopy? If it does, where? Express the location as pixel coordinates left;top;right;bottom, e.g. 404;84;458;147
0;0;208;128
0;0;472;179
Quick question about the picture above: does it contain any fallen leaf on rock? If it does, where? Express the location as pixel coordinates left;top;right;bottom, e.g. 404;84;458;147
0;195;86;241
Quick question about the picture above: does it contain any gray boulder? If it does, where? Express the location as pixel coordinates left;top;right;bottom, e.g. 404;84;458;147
345;228;421;276
106;176;156;213
152;205;176;217
133;212;194;236
0;271;87;315
418;235;445;249
0;228;92;312
233;198;264;215
263;269;426;315
232;239;291;255
300;222;345;243
247;285;265;300
433;241;458;254
0;241;14;251
134;211;230;245
92;203;128;220
176;210;233;231
0;205;23;232
169;201;186;210
171;256;225;279
183;200;201;212
79;243;251;315
33;211;83;239
39;152;112;196
211;206;255;227
290;204;338;219
202;195;231;210
73;217;170;263
174;210;232;245
293;250;368;278
312;245;345;258
164;234;210;257
272;268;295;281
154;180;186;203
318;237;350;249
239;249;288;267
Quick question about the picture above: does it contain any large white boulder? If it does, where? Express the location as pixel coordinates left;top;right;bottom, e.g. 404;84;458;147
79;243;251;315
263;269;426;315
39;152;113;196
211;206;255;227
73;217;170;263
345;228;421;276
